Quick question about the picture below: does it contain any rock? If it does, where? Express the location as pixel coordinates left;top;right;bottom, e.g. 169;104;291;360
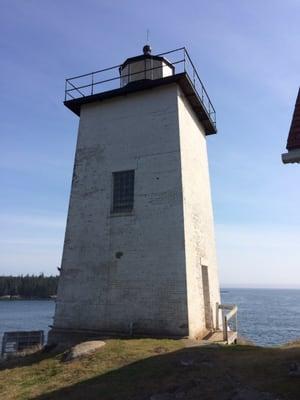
62;340;105;361
151;379;199;400
180;358;194;366
200;360;214;368
150;393;186;400
179;357;214;368
236;336;256;346
174;393;185;399
42;343;59;353
150;394;173;400
153;346;168;354
288;362;300;377
282;339;300;347
231;388;281;400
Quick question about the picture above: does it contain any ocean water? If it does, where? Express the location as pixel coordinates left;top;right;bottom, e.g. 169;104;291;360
0;300;55;344
221;288;300;346
0;289;300;347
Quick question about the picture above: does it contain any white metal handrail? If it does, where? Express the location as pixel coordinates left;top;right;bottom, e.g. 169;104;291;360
64;47;217;129
216;303;238;344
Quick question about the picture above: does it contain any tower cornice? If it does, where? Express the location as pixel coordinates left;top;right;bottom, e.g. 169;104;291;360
64;72;217;135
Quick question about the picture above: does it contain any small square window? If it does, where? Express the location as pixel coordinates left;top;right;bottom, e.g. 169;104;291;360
112;170;135;213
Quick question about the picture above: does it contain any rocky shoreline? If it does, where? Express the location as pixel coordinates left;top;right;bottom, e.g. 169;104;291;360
0;295;56;300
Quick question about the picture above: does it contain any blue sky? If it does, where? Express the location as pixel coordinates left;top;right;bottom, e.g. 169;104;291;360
1;0;299;287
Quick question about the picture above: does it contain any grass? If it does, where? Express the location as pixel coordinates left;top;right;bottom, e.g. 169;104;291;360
0;339;300;399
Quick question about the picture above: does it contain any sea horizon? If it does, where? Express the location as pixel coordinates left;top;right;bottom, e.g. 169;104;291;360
221;286;300;290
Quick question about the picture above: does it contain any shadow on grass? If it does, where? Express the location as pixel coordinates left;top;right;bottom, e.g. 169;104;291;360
30;347;223;400
15;344;300;400
30;344;300;400
0;346;61;371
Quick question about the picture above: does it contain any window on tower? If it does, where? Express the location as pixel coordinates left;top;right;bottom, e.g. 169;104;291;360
112;170;135;213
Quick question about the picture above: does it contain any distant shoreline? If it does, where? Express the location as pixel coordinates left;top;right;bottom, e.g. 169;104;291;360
0;296;56;301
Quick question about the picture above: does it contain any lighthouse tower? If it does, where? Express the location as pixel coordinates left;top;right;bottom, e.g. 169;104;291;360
49;46;221;342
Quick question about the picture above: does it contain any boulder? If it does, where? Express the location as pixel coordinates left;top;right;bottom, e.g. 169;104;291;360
63;340;105;361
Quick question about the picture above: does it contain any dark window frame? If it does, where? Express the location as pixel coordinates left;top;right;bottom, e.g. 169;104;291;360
112;170;135;214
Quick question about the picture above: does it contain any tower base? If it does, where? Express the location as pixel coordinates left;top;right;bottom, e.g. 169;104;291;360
47;326;210;346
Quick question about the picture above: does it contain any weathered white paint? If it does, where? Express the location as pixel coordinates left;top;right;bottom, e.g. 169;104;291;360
51;81;220;341
177;86;221;338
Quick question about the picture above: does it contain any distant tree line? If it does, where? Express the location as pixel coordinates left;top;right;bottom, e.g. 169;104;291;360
0;275;59;298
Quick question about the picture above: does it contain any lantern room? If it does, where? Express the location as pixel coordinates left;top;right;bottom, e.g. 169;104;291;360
119;45;174;87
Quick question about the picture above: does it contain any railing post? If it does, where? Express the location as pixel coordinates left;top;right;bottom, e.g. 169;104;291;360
1;333;6;357
65;79;67;101
223;315;228;343
216;302;219;330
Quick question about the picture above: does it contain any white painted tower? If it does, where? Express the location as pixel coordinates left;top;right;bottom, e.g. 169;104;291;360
49;46;221;342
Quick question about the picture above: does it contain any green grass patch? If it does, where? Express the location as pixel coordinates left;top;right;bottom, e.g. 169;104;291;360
1;339;300;400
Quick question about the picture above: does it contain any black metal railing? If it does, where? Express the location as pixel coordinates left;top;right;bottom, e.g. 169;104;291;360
65;47;216;127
